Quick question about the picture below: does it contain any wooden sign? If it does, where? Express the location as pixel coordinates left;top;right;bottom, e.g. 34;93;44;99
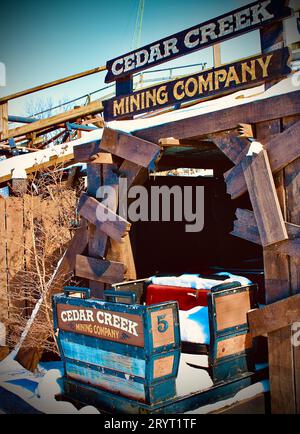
56;303;144;347
104;48;290;121
105;0;292;83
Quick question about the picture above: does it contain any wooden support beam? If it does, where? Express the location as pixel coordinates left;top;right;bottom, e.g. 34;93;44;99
248;293;300;338
134;91;300;144
73;140;101;163
225;120;300;199
0;102;8;140
209;129;249;165
90;152;113;164
0;65;106;103
75;255;124;285
1;101;103;141
242;150;288;246
100;127;161;168
78;193;130;242
231;208;300;259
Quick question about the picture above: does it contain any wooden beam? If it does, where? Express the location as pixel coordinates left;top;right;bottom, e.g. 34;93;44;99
248;293;300;338
73;140;101;163
75;255;124;285
231;208;300;259
100;127;161;168
78;193;130;242
2;101;103;141
268;327;296;414
90;152;114;164
242;150;288;246
0;66;106;103
225;120;300;199
133;91;300;144
0;102;8;140
209;129;249;165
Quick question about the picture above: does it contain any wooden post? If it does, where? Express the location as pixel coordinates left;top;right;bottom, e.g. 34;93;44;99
0;102;8;140
213;44;221;67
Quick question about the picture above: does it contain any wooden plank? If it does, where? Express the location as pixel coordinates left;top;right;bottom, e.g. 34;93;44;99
90;153;114;165
0;102;8;139
75;255;124;285
231;208;300;259
248;293;300;338
6;197;25;340
282;114;300;413
217;333;252;359
73;140;101;163
268;327;296;414
215;291;251;331
225;120;300;199
0;66;106;103
78;193;130;242
134;91;300;144
209;130;249;165
86;163;119;298
104;48;291;121
2;101;103;141
242;149;288;246
100;127;161;168
106;234;136;281
0;198;8;324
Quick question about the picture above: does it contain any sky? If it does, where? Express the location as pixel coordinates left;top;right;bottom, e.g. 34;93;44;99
0;0;290;116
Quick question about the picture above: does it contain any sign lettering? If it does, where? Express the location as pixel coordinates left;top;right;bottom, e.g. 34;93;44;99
57;304;144;347
104;48;290;121
105;0;292;83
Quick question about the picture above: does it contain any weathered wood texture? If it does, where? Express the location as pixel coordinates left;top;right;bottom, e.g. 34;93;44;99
75;255;125;285
282;115;300;414
0;102;8;140
225;120;300;199
231;208;300;259
242;150;288;246
78;193;130;242
256;116;300;414
100;127;161;168
248;293;300;338
2;101;103;141
133;91;300;144
0;193;79;367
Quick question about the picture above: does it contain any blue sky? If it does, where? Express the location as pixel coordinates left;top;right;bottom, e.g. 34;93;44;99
1;0;263;115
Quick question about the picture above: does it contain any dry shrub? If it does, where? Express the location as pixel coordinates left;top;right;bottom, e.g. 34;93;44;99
6;165;84;354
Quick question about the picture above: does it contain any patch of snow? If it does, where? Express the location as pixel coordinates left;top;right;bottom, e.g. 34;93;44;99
150;272;252;289
0;360;100;414
179;307;210;345
246;141;263;156
176;354;213;397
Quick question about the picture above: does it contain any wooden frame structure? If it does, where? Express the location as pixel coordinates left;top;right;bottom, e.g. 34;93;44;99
1;0;300;415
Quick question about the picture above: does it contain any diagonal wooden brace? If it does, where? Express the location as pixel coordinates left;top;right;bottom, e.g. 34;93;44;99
242;149;288;246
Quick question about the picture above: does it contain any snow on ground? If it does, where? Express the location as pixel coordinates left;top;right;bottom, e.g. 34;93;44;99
0;354;100;414
0;352;268;414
